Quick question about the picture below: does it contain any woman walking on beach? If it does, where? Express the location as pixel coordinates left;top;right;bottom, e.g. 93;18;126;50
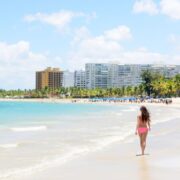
135;106;151;155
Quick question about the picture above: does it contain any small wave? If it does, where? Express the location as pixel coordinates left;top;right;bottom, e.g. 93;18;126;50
152;116;180;125
0;128;135;179
89;129;135;151
10;126;47;132
0;147;90;179
122;108;136;112
0;143;18;148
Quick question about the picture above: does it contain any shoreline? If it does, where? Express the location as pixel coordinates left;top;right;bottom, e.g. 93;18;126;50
15;115;180;180
0;97;180;108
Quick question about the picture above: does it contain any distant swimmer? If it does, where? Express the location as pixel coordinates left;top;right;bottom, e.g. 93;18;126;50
135;106;151;156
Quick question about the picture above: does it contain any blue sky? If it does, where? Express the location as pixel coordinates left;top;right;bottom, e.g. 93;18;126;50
0;0;180;89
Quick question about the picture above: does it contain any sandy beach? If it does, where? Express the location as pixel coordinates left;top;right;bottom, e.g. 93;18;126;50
0;99;179;180
14;116;180;180
0;97;180;108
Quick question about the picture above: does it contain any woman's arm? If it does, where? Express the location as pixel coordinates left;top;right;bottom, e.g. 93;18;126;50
135;116;140;135
148;121;151;131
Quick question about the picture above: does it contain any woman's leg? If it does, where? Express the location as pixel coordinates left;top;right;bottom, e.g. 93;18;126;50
139;134;143;155
141;132;148;155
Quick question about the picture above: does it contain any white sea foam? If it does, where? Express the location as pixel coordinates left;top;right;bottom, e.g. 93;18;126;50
0;124;135;179
152;115;180;125
122;108;137;112
10;125;47;132
90;130;135;151
0;131;134;179
0;143;18;148
0;147;90;179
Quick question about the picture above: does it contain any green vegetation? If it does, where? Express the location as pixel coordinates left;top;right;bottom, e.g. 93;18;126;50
0;72;179;98
141;71;180;97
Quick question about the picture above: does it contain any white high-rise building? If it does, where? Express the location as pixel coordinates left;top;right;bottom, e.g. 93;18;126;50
62;71;74;88
117;64;151;87
85;63;180;89
150;64;180;77
85;63;110;89
74;70;86;88
108;64;119;88
85;63;150;89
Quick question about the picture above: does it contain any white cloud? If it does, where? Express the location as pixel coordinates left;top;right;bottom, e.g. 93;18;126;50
67;26;132;69
119;50;168;64
0;41;62;89
133;0;180;20
24;10;96;31
133;0;159;15
66;26;180;70
0;41;30;61
71;26;91;45
160;0;180;20
104;26;132;41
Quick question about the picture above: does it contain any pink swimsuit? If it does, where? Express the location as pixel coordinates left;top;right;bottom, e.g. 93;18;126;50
138;127;148;134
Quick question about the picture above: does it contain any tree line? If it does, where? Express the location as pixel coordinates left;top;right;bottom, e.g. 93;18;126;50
0;71;179;98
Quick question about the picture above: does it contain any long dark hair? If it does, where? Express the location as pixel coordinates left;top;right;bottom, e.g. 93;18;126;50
140;106;150;123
